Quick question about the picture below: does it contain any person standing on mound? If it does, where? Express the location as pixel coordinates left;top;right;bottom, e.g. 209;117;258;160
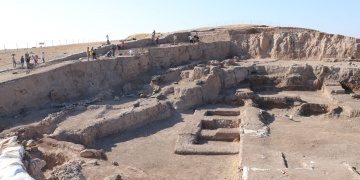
20;56;24;68
106;35;110;44
86;47;91;61
92;48;97;60
155;36;159;44
25;55;31;68
90;47;94;60
41;52;45;63
32;55;39;65
194;32;200;43
112;44;116;57
121;41;125;50
12;54;16;68
25;52;30;66
152;30;156;45
173;34;177;45
189;35;194;43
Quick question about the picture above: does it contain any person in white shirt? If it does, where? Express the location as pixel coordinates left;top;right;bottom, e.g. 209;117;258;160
41;52;45;63
189;35;193;43
173;35;177;45
106;35;110;44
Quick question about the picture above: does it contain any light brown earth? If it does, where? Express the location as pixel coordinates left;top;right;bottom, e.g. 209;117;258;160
236;81;360;180
84;107;240;180
0;25;360;180
0;40;121;71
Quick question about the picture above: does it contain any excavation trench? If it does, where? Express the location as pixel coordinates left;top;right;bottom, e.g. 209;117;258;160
296;103;330;116
1;26;360;179
22;61;354;149
0;67;356;179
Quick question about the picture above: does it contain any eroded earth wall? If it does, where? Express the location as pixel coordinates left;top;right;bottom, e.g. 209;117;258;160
0;42;230;116
196;27;360;60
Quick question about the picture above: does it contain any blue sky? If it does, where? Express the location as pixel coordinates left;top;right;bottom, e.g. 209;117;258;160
0;0;359;48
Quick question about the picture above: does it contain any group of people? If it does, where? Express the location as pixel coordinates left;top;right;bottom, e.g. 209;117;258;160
12;52;45;69
117;41;125;51
154;30;205;46
106;41;127;57
86;40;127;60
172;32;200;45
152;30;160;45
10;32;201;69
10;31;200;69
189;32;200;44
152;30;201;46
86;47;97;60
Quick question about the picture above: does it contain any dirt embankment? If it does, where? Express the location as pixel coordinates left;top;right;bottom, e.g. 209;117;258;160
0;39;230;117
0;26;359;117
197;27;360;60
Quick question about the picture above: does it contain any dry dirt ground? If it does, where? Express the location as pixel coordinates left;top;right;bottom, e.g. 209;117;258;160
240;91;360;180
125;24;258;40
0;40;120;71
1;96;240;179
85;106;240;180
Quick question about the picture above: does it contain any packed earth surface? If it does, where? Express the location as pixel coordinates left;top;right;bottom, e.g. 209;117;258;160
1;25;360;180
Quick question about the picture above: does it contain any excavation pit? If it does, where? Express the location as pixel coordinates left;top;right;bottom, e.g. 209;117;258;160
199;128;240;141
296;103;330;116
201;119;238;130
255;94;302;109
204;110;240;116
1;25;360;179
174;108;240;155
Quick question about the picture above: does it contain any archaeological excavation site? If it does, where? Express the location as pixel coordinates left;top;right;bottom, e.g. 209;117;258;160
1;25;360;180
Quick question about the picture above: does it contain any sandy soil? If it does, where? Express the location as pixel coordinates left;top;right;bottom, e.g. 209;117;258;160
0;40;121;71
124;24;264;41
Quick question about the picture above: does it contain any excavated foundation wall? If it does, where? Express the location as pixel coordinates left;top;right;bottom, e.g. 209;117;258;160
0;41;230;117
248;64;360;91
53;101;171;146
